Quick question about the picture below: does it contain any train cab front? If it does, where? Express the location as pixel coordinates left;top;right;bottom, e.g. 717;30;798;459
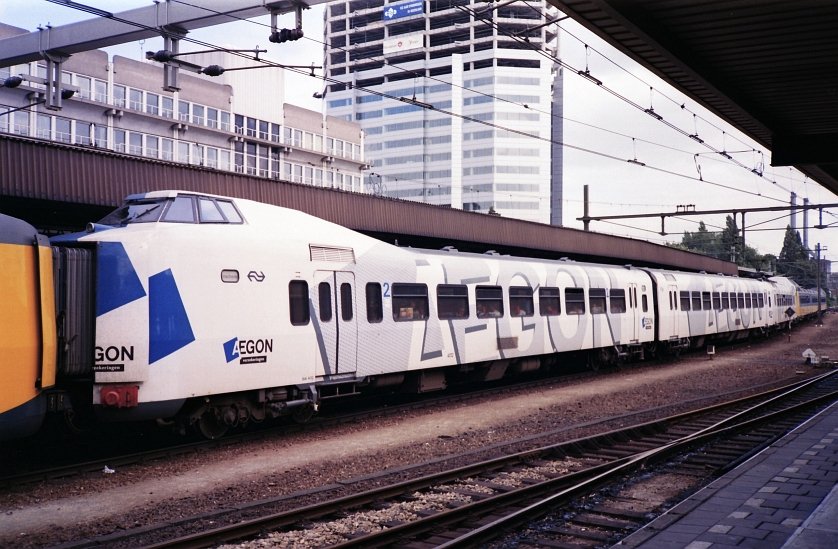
0;214;57;441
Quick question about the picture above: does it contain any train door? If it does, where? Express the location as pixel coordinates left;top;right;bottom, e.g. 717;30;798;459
667;284;681;338
313;271;358;377
627;283;640;342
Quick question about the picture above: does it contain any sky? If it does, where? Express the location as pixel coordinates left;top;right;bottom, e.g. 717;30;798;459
2;0;836;268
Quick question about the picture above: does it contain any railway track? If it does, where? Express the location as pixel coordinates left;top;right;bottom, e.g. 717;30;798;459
58;369;838;548
1;366;603;488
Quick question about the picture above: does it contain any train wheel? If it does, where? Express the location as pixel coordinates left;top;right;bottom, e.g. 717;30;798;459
291;403;315;424
197;409;229;439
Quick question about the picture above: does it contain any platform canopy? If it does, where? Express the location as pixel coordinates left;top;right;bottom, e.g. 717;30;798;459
550;0;838;196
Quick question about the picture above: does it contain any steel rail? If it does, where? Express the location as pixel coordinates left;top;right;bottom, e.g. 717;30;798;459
136;371;838;549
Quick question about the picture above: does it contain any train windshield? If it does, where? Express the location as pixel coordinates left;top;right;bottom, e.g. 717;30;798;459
98;195;245;226
98;199;165;226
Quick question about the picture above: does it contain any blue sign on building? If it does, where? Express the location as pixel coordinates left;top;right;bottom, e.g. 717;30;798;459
382;0;425;21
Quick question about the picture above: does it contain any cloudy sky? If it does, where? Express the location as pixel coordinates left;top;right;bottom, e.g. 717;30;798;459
2;0;836;266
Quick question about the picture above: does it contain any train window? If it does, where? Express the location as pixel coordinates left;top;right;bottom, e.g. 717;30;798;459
702;292;711;310
730;293;738;310
509;286;534;317
721;292;729;309
288;281;310;326
216;200;244;223
437;284;469;319
738;293;745;309
366;283;383;323
162;196;196;223
393;283;429;321
539;287;560;316
340;283;353;321
680;291;691;311
589;289;607;314
642;294;648;312
476;286;504;318
609;289;626;314
565;288;585;315
198;197;225;222
745;293;752;308
668;291;673;310
758;293;765;308
712;293;721;311
691;292;702;311
318;282;332;322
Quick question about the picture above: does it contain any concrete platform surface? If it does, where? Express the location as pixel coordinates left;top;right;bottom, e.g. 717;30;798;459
617;401;838;548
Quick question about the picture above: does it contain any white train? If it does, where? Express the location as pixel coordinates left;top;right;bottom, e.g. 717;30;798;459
0;191;817;439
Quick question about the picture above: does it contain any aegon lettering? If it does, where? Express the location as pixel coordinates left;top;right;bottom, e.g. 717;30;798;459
237;339;273;354
95;345;134;362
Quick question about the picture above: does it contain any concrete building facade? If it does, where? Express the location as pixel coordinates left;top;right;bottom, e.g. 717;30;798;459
322;0;563;224
0;23;367;192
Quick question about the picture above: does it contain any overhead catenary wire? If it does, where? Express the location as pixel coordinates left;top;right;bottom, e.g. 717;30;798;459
40;0;794;208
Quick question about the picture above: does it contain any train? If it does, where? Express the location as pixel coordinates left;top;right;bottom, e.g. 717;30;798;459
0;190;827;440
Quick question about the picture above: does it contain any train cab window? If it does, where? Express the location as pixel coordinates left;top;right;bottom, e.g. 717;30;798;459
679;291;690;311
702;292;711;310
318;282;333;322
288;281;310;326
609;289;627;314
565;288;585;315
712;292;721;311
691;292;702;311
589;288;607;314
745;293;752;308
216;200;243;223
737;293;745;309
340;283;353;321
162;196;196;223
509;286;534;317
539;287;561;316
437;284;469;319
476;286;504;318
366;283;383;323
198;197;225;222
393;283;428;321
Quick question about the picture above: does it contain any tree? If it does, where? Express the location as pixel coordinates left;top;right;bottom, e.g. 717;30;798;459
776;225;818;287
676;216;766;269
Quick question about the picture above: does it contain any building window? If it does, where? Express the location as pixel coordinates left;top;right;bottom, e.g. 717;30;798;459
37;114;51;139
76;75;91;100
93;79;107;102
128;132;142;155
193;104;205;126
207;107;218;129
129;88;143;111
161;138;173;161
146;135;159;158
161;96;174;118
113;129;126;152
75;121;92;146
146;93;159;115
178;101;190;122
94;125;107;148
113;85;126;107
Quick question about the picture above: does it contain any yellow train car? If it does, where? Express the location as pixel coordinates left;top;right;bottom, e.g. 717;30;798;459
0;214;57;439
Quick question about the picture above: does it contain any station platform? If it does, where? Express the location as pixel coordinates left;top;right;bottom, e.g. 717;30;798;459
618;401;838;548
